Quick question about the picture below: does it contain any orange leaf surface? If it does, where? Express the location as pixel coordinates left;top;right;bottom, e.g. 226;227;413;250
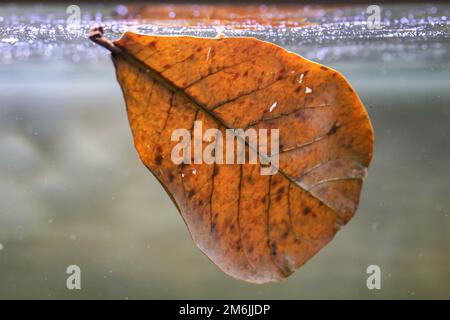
91;28;374;283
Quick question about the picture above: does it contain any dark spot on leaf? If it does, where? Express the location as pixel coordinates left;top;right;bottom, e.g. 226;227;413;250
303;207;311;215
155;154;163;166
328;122;341;135
270;242;277;256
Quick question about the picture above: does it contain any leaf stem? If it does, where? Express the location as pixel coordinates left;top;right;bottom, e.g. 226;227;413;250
89;26;122;55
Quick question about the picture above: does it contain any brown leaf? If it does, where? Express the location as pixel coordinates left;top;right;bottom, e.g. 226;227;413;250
91;29;373;283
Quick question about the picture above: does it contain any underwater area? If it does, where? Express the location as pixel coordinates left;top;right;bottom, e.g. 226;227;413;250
0;3;449;299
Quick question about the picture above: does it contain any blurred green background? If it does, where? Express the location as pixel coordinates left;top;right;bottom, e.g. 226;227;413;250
0;3;449;299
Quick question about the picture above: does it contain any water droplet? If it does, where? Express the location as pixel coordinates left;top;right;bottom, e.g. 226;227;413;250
116;5;128;16
269;102;278;112
215;31;226;39
1;37;17;45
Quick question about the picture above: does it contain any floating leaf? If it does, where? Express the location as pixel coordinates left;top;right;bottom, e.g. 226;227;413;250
90;27;373;283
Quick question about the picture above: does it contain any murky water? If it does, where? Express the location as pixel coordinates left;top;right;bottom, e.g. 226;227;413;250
0;3;449;299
